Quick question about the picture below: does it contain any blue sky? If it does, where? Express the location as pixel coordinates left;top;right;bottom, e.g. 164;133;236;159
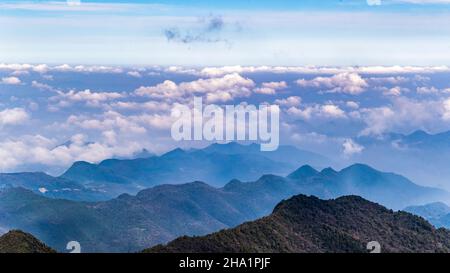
2;1;450;189
1;0;450;65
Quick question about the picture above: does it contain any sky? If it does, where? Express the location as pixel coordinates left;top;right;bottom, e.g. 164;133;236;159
1;0;450;65
2;1;450;189
2;63;450;178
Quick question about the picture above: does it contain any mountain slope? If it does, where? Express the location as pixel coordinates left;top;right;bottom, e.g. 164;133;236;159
146;194;450;253
0;179;294;252
405;202;450;220
0;172;109;201
355;130;450;191
0;187;113;252
0;230;55;253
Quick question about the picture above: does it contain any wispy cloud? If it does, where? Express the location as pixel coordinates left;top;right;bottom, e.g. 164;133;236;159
164;15;230;44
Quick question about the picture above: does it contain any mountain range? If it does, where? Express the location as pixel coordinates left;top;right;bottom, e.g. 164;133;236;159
405;202;450;229
146;194;450;253
355;130;450;191
0;143;330;201
0;163;448;252
0;172;109;201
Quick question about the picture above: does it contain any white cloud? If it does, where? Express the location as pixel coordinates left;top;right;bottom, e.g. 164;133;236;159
0;108;29;126
130;113;175;130
417;86;440;94
442;99;450;120
42;74;54;80
358;97;450;136
32;81;56;92
179;73;254;96
296;73;368;95
1;76;21;85
65;90;125;101
33;64;49;73
109;101;172;112
175;65;450;78
55;64;123;73
385;87;402;96
349;66;450;74
287;103;346;120
287;106;315;120
64;110;177;134
320;104;346;118
135;73;255;103
346;101;360;109
10;70;29;76
135;80;181;99
359;107;396;136
0;134;143;171
51;89;125;108
368;76;409;85
377;86;409;96
0;63;123;74
67;111;147;134
342;139;364;156
274;96;302;107
127;71;142;78
254;81;287;95
2;64;450;78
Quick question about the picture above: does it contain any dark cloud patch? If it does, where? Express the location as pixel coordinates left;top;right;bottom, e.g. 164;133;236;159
206;16;224;32
164;15;229;44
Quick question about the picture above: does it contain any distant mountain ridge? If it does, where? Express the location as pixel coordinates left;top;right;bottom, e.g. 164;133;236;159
354;129;450;190
146;194;450;253
0;163;448;252
0;142;329;201
60;142;330;197
285;163;449;209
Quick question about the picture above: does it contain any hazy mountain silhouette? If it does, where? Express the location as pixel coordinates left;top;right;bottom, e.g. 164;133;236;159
355;130;450;191
60;142;330;197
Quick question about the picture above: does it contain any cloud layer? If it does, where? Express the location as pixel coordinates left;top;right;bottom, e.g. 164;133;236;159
2;64;450;173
